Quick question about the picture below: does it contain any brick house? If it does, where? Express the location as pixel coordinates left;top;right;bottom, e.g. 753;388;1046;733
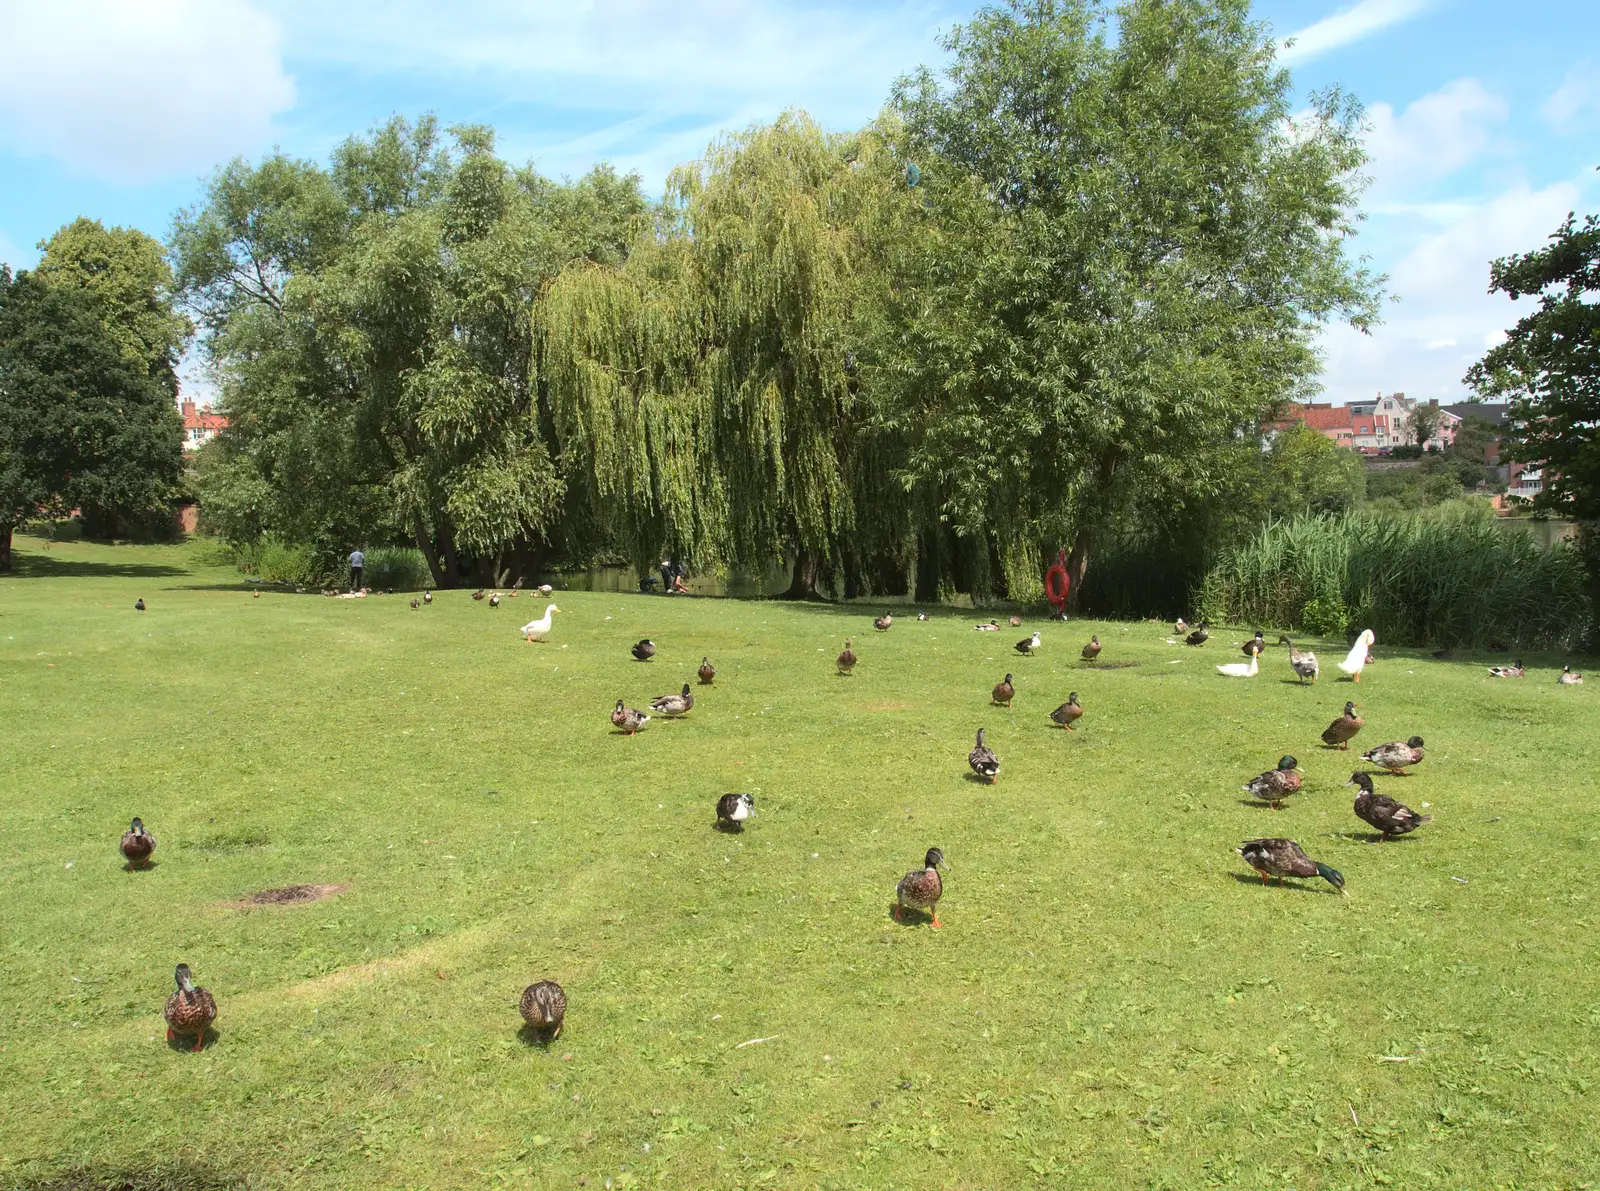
180;400;228;452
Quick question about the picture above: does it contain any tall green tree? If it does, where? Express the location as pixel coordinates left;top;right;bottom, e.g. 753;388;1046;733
866;0;1379;605
0;269;185;564
173;117;647;583
35;217;191;393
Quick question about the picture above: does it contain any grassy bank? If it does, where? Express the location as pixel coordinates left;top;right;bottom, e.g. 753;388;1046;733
2;533;1597;1190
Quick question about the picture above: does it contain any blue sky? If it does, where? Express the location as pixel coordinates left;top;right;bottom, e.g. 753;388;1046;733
1;0;1596;407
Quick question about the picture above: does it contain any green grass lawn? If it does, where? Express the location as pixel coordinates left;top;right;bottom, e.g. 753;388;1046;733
3;533;1598;1191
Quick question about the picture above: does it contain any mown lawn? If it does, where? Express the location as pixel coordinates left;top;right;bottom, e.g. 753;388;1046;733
2;533;1597;1191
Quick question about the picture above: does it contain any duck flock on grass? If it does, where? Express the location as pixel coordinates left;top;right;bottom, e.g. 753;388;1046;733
118;590;1587;1048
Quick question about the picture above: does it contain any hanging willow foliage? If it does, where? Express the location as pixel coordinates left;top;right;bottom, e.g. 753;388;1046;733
535;111;914;584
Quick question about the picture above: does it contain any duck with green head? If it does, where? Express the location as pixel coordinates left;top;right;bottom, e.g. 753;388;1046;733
1237;839;1346;895
894;847;949;928
1348;772;1431;839
1242;756;1302;809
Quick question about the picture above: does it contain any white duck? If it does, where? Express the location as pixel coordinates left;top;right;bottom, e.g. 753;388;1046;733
1338;629;1375;682
520;604;560;642
1216;644;1260;678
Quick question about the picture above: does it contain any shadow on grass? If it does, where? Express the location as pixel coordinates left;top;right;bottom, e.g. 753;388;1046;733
888;901;938;928
517;1022;562;1049
10;1160;248;1191
1226;872;1333;894
6;555;188;580
961;772;999;785
164;1025;219;1053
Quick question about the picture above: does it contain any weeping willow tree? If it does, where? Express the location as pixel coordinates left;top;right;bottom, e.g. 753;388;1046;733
536;112;916;597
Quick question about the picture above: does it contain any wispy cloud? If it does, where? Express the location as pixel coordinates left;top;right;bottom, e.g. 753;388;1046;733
1540;61;1598;131
1279;0;1432;66
1363;78;1507;201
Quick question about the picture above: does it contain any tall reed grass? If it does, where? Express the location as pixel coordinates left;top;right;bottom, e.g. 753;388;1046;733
1200;507;1591;649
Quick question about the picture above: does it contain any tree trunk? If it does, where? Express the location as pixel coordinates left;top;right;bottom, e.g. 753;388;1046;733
414;522;446;588
1064;527;1092;616
781;548;825;600
439;529;461;589
0;525;11;572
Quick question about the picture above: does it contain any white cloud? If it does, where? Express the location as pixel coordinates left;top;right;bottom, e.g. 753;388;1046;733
0;0;295;184
1317;181;1584;404
1279;0;1432;66
1364;78;1507;201
1541;61;1598;131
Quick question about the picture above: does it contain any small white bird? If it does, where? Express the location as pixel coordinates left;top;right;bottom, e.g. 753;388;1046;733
1338;629;1375;682
1216;644;1260;678
520;603;561;642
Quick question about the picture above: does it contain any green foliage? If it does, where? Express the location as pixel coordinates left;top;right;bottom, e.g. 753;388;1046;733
0;268;184;562
1228;425;1367;529
231;535;322;585
1202;507;1590;647
34;217;192;389
361;545;433;590
1297;592;1351;636
870;0;1380;602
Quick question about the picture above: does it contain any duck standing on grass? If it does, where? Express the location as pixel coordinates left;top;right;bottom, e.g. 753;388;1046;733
1242;756;1301;810
1015;631;1041;656
1185;623;1209;646
894;847;948;928
1237;839;1346;895
631;639;657;662
610;700;650;735
135;599;146;612
874;611;894;632
1321;701;1363;750
520;604;560;642
1360;736;1424;775
1216;644;1260;678
520;980;566;1041
1082;635;1102;662
716;793;754;831
1338;629;1375;681
1175;617;1188;634
120;817;156;867
698;657;716;685
1559;665;1584;685
1349;772;1430;840
489;593;501;608
968;728;1000;782
1280;636;1319;684
423;591;433;605
1049;692;1084;730
837;638;857;676
992;674;1015;707
650;684;694;717
164;964;218;1051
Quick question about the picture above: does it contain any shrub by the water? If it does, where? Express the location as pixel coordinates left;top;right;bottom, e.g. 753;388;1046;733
361;547;433;591
1200;505;1591;648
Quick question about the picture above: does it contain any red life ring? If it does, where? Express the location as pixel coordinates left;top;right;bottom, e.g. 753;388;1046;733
1045;548;1070;610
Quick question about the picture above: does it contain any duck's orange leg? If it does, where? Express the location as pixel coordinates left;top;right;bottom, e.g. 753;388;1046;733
929;910;942;929
192;1031;205;1052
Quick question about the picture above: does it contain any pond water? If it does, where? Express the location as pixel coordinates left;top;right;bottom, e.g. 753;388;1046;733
1491;518;1580;550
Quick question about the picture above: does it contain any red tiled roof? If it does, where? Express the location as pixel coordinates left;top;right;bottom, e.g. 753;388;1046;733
185;412;228;431
1296;405;1353;431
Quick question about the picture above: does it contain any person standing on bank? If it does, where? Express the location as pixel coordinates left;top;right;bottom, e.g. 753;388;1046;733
349;547;365;592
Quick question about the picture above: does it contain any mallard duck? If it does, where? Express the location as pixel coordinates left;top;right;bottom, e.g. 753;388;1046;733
1049;692;1084;729
874;612;893;632
1009;615;1023;627
650;683;694;717
1279;636;1319;683
1216;644;1260;678
519;979;566;1041
1559;664;1584;685
252;591;260;599
975;619;1000;632
520;604;560;642
135;599;146;612
991;673;1014;707
837;637;857;675
1175;617;1188;634
489;593;501;608
1321;701;1363;749
1242;630;1267;657
422;591;433;604
1185;623;1209;646
410;598;420;610
916;612;930;622
1242;756;1302;809
120;817;156;867
894;847;948;928
471;589;486;600
1015;631;1041;656
164;963;218;1051
698;657;716;685
631;639;657;662
968;728;1000;782
610;699;650;735
715;792;754;831
1360;735;1424;774
1082;635;1102;661
1348;772;1430;839
1236;839;1346;894
1487;659;1525;678
1338;629;1375;681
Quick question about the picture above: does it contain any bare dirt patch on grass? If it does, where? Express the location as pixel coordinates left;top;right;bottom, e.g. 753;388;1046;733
236;883;348;907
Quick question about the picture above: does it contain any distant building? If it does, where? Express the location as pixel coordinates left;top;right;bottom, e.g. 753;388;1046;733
1277;393;1457;452
180;400;228;452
